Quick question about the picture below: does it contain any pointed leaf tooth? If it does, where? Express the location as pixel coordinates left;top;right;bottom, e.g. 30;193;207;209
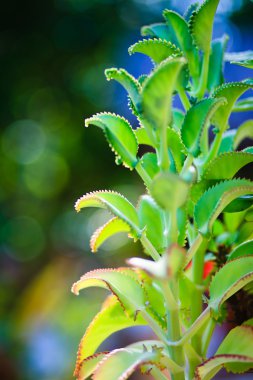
184;2;200;22
77;352;109;380
90;217;131;253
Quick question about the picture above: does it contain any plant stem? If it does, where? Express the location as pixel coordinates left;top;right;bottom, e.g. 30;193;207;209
191;238;209;354
180;154;194;178
178;86;191;111
196;51;210;100
169;208;178;245
185;234;204;267
202;318;215;357
203;130;223;169
140;234;161;261
135;160;152;188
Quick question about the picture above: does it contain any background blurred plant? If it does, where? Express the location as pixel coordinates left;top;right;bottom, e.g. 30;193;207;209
0;1;253;380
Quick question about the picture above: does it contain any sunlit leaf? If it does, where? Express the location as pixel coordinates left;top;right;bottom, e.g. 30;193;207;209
74;295;146;377
90;217;131;253
135;127;155;148
93;347;161;380
163;10;199;78
202;152;253;180
211;82;253;132
105;68;141;112
141;57;186;139
209;256;253;316
129;38;181;65
138;195;165;253
233;120;253;149
195;324;253;379
78;352;108;380
151;172;189;211
227;239;253;261
139;153;159;180
189;0;220;53
75;190;140;237
172;108;184;131
85;113;138;169
194;179;253;236
181;97;226;157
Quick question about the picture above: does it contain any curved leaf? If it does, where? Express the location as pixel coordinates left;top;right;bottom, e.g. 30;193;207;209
85;113;138;169
141;23;173;42
209;256;253;315
184;2;199;22
141;57;186;138
218;129;236;154
74;295;146;377
231;59;253;69
90;217;131;253
75;190;140;236
181;97;227;157
139;153;159;180
128;38;181;64
195;325;253;379
78;352;108;380
225;50;253;62
151;172;189;211
172;108;184;131
93;347;161;380
105;68;141;111
138;195;165;253
233;120;253;149
211;82;253;132
135;127;155;148
227;239;253;261
167;127;187;171
233;97;253;112
189;0;220;53
194;179;253;236
72;268;146;314
207;35;228;91
163;10;199;78
202;152;253;180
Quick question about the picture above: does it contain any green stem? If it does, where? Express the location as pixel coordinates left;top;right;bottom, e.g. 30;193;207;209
169;208;178;245
162;282;179;311
203;130;223;170
196;51;210;100
151;367;170;380
141;309;168;344
178;86;191;111
202;318;215;357
140;234;161;261
200;122;209;155
185;234;204;267
135;160;152;188
180;154;194;178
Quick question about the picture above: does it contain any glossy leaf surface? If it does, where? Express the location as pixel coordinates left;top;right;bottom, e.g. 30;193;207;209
85;113;138;169
233;120;253;149
227;239;253;261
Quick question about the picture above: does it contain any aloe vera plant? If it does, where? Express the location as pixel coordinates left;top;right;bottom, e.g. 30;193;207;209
72;1;253;379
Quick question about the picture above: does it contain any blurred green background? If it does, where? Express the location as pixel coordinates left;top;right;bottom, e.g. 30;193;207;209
0;1;253;379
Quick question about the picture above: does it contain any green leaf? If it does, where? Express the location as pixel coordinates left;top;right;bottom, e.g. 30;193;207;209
151;172;189;211
189;0;220;53
141;23;172;41
223;195;253;213
177;208;188;246
194;179;253;236
231;59;253;69
167;127;187;171
90;217;131;253
75;190;140;236
163;10;200;78
233;120;253;149
211;82;253;132
105;68;141;112
227;239;253;261
139;153;159;180
141;57;186;138
135;127;155;148
85;113;138;169
74;295;146;377
209;256;253;316
181;97;227;157
207;35;228;91
93;347;161;380
128;38;182;64
138;195;165;253
78;352;108;380
202;152;253;180
218;130;236;154
195;325;253;379
184;2;199;22
233;97;253;112
172;108;184;131
72;268;146;314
